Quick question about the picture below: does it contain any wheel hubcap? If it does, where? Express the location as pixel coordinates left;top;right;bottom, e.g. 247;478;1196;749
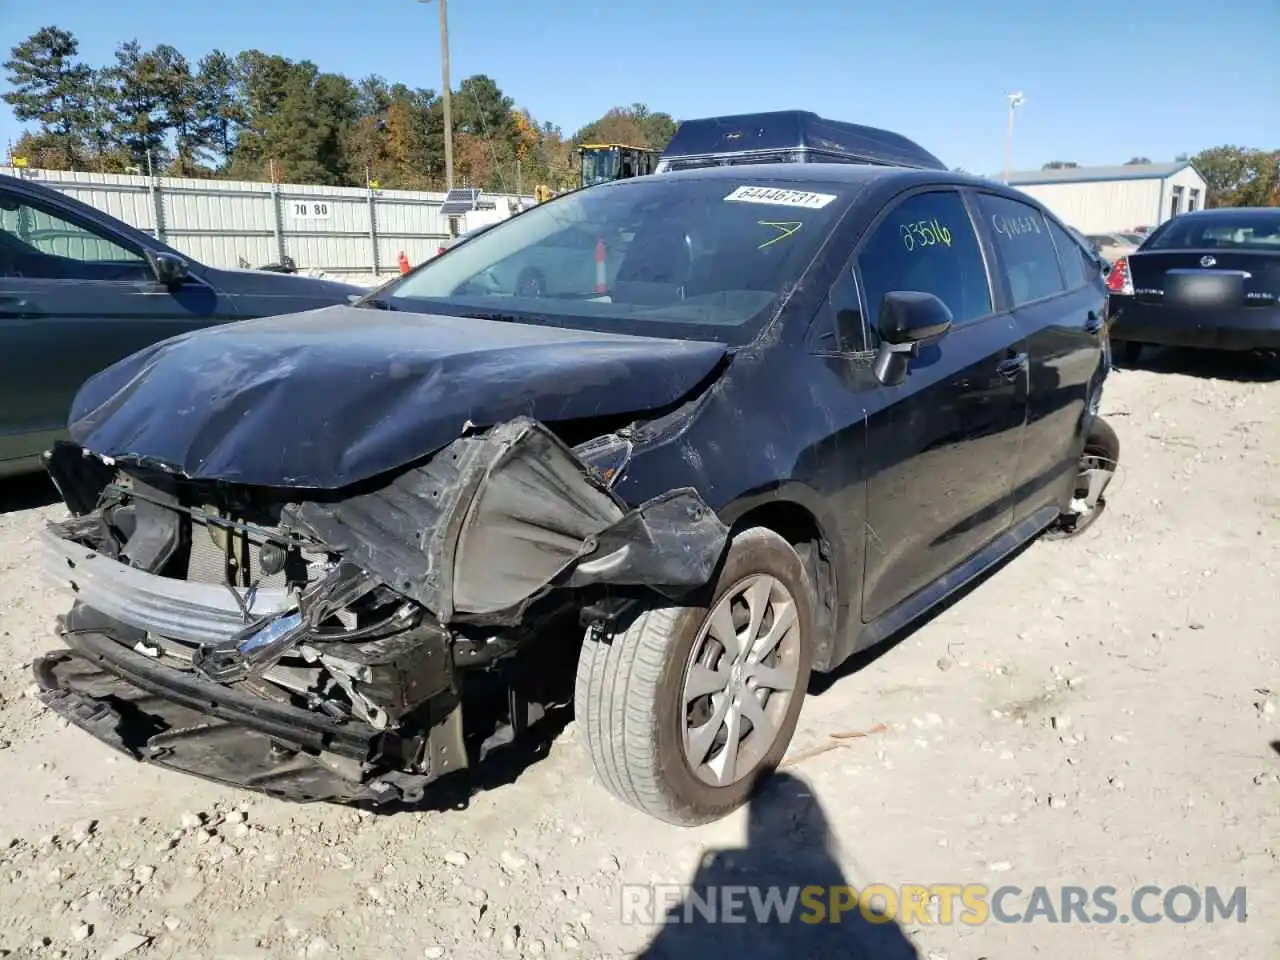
681;574;802;787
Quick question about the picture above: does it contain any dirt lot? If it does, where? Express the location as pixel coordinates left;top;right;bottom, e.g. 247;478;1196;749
1;349;1277;960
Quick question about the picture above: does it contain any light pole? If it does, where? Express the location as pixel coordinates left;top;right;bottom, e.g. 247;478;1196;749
419;0;454;190
1003;91;1025;185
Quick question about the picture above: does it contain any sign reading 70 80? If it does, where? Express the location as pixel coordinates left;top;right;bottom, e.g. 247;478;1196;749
290;200;332;221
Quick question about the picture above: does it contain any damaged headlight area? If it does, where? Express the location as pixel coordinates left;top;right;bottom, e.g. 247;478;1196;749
33;417;729;805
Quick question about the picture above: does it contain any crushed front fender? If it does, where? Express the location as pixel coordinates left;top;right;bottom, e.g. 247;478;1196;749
286;417;730;623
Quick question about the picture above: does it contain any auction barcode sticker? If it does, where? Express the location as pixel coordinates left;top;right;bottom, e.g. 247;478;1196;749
724;185;837;209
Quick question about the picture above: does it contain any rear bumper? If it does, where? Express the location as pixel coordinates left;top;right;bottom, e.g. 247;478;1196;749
1108;298;1280;351
34;627;461;805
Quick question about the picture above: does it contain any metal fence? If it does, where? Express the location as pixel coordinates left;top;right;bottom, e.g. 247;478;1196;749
1;167;533;280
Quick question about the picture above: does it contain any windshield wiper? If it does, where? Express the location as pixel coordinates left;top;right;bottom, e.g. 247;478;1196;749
354;295;396;310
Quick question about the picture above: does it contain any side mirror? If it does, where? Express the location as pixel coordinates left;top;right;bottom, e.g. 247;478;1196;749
145;250;190;287
872;291;953;386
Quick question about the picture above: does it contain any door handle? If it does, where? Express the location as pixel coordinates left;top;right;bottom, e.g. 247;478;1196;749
996;353;1028;380
1085;311;1103;334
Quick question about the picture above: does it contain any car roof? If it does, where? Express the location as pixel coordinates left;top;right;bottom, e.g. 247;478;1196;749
639;161;972;188
660;110;946;172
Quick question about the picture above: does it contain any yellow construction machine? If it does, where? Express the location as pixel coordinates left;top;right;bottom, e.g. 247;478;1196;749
577;143;660;188
531;143;660;202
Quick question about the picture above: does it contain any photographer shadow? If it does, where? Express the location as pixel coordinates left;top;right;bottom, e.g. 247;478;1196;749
639;771;919;959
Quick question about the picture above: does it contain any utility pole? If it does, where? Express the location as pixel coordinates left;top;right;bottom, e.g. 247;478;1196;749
1003;92;1025;185
419;0;454;190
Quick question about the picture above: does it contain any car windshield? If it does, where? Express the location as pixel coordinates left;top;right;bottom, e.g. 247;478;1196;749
377;176;853;345
1145;211;1280;252
1117;233;1144;244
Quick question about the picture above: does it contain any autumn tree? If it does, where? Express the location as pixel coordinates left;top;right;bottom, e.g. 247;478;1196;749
572;104;677;151
4;25;686;192
1193;146;1279;207
386;85;445;187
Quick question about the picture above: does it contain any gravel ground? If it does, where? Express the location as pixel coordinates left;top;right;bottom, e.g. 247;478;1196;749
1;348;1277;960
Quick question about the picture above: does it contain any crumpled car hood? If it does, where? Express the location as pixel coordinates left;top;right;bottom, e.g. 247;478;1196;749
67;305;728;489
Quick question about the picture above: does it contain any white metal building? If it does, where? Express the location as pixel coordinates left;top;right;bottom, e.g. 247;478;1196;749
1003;162;1208;234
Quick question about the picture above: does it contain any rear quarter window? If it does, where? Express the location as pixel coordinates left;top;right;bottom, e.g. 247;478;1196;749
1047;220;1090;289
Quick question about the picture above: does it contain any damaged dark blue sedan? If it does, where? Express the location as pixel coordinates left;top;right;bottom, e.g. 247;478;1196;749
33;142;1118;826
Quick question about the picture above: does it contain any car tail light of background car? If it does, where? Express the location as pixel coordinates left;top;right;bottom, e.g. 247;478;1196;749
1106;256;1134;296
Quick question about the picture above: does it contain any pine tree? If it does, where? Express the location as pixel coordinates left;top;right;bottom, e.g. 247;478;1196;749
2;26;94;167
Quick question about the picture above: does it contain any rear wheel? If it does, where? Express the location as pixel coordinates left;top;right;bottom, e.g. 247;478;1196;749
1046;417;1120;540
574;527;814;826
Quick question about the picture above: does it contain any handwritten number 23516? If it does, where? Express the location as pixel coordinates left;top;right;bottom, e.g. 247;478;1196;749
900;219;953;252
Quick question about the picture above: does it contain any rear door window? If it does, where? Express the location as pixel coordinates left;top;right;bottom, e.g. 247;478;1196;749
856;189;993;343
977;194;1066;307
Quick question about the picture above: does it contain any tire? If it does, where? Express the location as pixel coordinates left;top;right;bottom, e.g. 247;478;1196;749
574;527;815;826
1045;417;1121;540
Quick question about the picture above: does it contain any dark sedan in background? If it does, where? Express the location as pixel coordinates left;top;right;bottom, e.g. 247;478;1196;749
1107;207;1280;364
0;173;364;478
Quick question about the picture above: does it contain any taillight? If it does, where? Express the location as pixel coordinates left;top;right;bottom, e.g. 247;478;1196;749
1106;256;1133;296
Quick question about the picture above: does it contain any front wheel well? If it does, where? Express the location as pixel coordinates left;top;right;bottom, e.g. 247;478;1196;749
729;501;837;670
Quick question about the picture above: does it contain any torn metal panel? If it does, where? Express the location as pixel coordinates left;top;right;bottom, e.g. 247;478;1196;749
287;417;730;623
65;305;728;489
563;487;729;598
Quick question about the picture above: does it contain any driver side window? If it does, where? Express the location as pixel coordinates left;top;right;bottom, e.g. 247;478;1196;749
856;190;993;345
0;188;148;281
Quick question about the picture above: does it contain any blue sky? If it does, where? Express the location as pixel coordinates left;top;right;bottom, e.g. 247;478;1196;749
2;0;1276;175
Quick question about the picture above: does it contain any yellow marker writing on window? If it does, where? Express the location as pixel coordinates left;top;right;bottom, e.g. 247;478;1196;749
900;219;953;252
757;221;803;249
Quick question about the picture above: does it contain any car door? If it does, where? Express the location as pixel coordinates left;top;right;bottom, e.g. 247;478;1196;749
845;188;1030;624
973;192;1106;525
0;183;236;469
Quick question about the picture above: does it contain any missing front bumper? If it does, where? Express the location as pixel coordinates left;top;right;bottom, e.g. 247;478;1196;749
32;415;733;805
34;630;466;805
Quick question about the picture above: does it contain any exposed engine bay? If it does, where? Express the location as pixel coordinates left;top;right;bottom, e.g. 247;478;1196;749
34;417;729;805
